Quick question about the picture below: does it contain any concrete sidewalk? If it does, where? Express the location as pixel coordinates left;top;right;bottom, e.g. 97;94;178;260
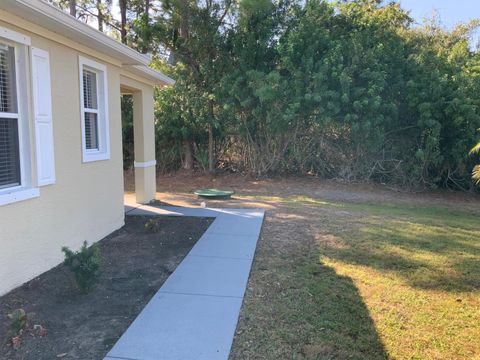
104;203;265;360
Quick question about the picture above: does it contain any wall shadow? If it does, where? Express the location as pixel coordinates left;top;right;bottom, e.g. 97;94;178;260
298;257;388;360
317;216;480;292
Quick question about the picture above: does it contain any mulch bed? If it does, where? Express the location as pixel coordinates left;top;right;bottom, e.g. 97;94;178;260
0;215;213;360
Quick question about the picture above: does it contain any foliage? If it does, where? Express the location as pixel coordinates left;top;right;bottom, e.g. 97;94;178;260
145;0;480;189
144;218;162;232
7;309;28;337
144;1;234;171
52;0;480;189
62;241;101;292
471;139;480;184
121;95;134;169
6;308;30;349
48;0;113;31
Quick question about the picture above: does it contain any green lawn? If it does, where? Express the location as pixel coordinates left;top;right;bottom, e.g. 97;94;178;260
231;195;480;359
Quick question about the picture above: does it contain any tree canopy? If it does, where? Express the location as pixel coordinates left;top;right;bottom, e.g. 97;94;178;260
51;0;480;189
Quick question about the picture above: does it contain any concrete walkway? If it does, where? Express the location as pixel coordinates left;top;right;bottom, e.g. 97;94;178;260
104;203;265;360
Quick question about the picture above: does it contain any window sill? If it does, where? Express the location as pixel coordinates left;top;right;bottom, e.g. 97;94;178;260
0;188;40;206
83;151;110;163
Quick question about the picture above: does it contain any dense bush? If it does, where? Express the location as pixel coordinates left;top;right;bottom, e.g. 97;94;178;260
130;0;480;189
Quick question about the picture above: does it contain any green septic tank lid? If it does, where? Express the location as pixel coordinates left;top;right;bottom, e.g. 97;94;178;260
194;188;235;199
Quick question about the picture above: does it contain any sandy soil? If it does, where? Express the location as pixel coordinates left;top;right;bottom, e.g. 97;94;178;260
125;170;480;213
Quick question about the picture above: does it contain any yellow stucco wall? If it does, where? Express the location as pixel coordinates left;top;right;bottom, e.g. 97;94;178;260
0;16;154;295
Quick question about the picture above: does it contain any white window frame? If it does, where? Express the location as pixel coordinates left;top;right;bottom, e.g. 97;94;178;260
79;56;110;162
0;27;39;207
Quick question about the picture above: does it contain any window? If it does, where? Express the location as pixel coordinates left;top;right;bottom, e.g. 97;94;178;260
0;38;39;206
83;69;98;150
79;56;109;162
0;44;21;189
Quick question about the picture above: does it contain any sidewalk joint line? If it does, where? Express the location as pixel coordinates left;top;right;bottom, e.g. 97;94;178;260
189;254;253;261
202;232;258;237
158;290;243;299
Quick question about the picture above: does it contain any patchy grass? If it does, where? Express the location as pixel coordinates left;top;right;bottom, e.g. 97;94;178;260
318;207;480;359
231;195;480;360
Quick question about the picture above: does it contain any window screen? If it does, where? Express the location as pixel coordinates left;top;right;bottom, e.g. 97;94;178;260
0;44;20;189
82;69;99;150
84;112;99;150
0;45;17;113
0;118;20;188
83;69;97;110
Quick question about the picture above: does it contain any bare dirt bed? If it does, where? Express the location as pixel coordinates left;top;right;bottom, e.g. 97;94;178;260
131;171;479;213
0;215;212;360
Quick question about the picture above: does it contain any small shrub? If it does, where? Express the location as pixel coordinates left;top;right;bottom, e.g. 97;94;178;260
7;309;28;336
62;241;101;292
7;308;29;349
145;218;162;233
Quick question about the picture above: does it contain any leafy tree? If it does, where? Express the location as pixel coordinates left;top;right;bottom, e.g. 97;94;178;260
51;0;480;189
149;0;479;187
142;0;233;172
49;0;114;33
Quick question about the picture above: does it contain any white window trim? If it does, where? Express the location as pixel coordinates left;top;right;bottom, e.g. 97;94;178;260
0;26;31;46
0;32;38;207
79;56;110;162
0;188;39;206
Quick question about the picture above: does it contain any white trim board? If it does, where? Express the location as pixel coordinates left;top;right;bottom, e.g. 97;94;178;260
0;25;31;45
134;160;157;168
0;188;39;206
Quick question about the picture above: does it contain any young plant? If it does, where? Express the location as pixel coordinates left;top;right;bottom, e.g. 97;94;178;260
62;241;101;292
8;308;27;336
7;308;29;349
145;218;162;233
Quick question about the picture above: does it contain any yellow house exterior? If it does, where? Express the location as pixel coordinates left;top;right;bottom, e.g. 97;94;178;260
0;0;173;296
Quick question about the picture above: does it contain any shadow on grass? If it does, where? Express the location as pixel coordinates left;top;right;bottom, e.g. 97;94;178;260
251;194;480;292
230;216;388;360
318;215;480;292
296;258;388;360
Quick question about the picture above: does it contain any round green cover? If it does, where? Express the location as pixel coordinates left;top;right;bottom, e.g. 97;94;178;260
194;188;235;198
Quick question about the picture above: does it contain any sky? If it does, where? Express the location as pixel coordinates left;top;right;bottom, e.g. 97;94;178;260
398;0;478;28
397;0;480;47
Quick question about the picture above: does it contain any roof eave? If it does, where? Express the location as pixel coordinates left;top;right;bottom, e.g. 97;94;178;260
123;65;175;86
2;0;150;66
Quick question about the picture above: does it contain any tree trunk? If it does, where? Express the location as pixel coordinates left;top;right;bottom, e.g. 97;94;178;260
69;0;76;17
145;0;150;15
179;0;189;39
119;0;127;44
96;0;104;32
183;139;194;170
208;123;215;174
